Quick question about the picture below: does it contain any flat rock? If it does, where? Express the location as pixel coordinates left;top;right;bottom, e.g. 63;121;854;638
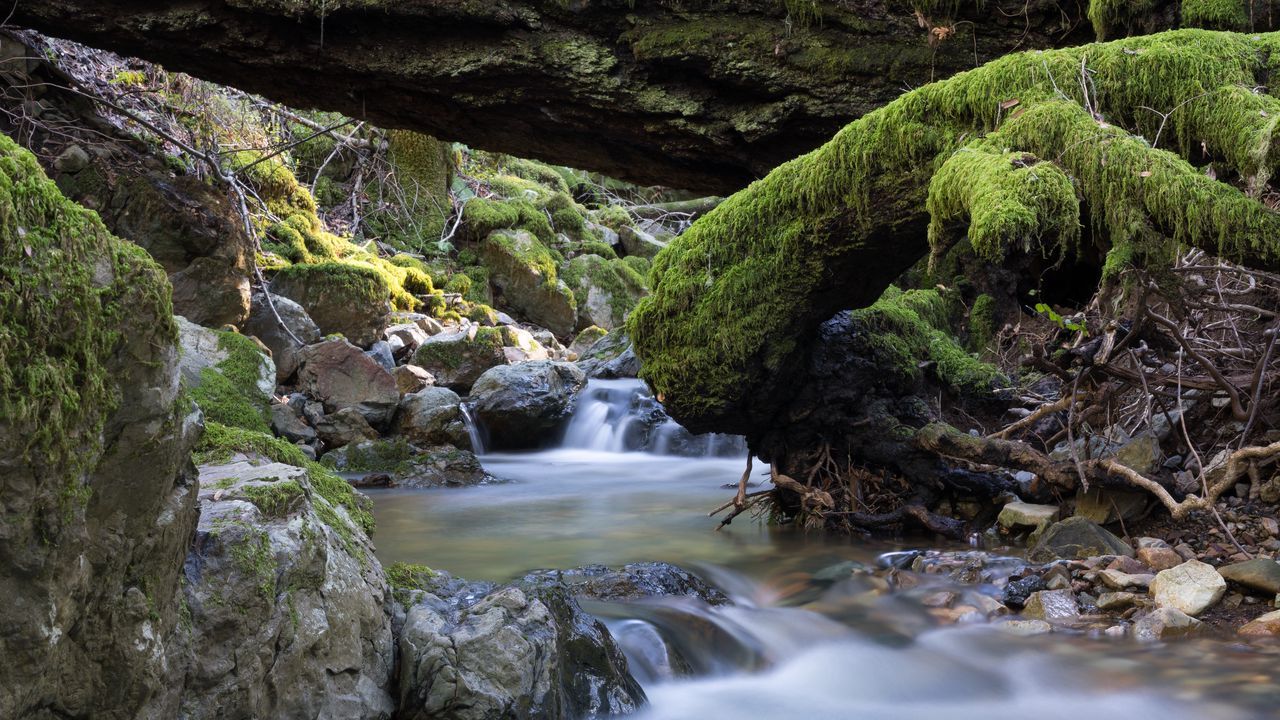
1097;592;1138;611
1028;516;1134;562
1218;558;1280;595
1137;546;1184;572
1150;560;1227;616
1133;607;1202;642
997;502;1058;531
1099;569;1155;590
996;619;1053;636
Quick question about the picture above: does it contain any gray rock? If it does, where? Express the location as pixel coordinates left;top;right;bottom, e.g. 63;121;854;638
54;143;91;172
1028;517;1134;562
297;339;401;427
413;326;508;392
271;402;317;443
392;446;493;488
315;407;381;449
366;340;397;371
244;292;323;382
521;562;729;606
396;574;644;720
997;502;1057;531
178;456;394;719
177;315;275;401
386;322;430;353
1022;589;1079;621
394;364;436;395
470;361;587;450
1218;558;1280;595
1099;568;1155;590
395;387;473;450
272;265;391;347
1150;560;1227;616
618;225;667;259
1133;607;1202;641
575;331;639;379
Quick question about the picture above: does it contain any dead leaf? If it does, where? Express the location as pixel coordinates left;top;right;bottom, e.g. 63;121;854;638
1000;98;1020;110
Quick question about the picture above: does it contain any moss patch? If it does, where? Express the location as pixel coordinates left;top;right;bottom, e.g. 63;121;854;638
387;561;438;606
188;330;271;433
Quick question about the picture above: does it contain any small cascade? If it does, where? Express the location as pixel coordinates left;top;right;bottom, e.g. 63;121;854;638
460;402;488;455
560;379;747;457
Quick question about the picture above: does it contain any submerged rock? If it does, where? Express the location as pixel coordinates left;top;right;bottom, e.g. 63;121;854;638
1133;607;1202;641
470;361;587;450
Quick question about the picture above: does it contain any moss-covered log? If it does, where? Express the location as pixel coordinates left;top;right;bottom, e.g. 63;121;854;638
6;0;1120;192
630;29;1280;437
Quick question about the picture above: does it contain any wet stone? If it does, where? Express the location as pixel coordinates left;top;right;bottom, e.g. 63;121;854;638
1134;607;1202;642
1023;589;1079;621
1097;592;1138;611
1218;559;1280;595
1002;575;1047;609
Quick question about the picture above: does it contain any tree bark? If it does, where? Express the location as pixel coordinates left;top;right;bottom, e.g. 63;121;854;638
11;0;1103;192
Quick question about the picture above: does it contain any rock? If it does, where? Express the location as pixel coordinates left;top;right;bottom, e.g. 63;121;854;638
181;456;394;718
1022;589;1079;621
1113;434;1162;474
1150;560;1227;616
1099;569;1155;590
1218;558;1280;595
568;326;608;360
1073;486;1149;525
394;365;436;394
54;143;90;172
394;387;473;449
531;329;570;361
244;292;322;382
416;315;446;336
1001;575;1047;609
396;574;644;720
470;361;587;450
562;254;647;331
997;502;1058;531
320;438;416;473
481;229;578;337
996;619;1053;636
1097;592;1138;610
272;262;392;347
1028;517;1134;562
1263;517;1280;537
1133;607;1202;642
386;322;430;353
271;402;317;443
1107;555;1149;574
575;331;639;379
176;315;276;431
618;225;667;259
393;446;494;488
366;340;396;371
297;339;400;427
170;256;252;330
315;408;381;449
1137;546;1184;572
500;324;551;363
412;326;508;392
1238;609;1280;636
0;139;200;718
521;562;729;606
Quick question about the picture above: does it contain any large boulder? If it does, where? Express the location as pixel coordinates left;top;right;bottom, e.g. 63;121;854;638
395;573;644;720
0;135;200;719
272;262;392;347
562;254;647;331
177;315;276;432
394;387;473;450
412;326;508;392
481;229;577;337
574;331;639;379
297;339;400;428
173;454;395;719
244;291;322;382
470;361;587;450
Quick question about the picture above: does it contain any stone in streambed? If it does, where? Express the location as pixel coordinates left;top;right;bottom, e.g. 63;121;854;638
1238;609;1280;637
297;339;400;427
1022;589;1079;621
1218;558;1280;595
997;502;1057;531
1133;607;1202;641
470;361;587;450
1137;545;1184;572
1150;560;1226;616
1028;516;1134;562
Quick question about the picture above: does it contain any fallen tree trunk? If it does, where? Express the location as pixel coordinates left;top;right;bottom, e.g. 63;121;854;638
9;0;1110;192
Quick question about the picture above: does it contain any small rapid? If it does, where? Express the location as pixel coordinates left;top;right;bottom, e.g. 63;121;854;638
369;377;1278;720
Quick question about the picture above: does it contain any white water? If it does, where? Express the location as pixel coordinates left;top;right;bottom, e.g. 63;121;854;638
370;378;1276;720
559;379;748;457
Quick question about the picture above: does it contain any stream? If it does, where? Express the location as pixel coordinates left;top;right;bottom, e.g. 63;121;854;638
369;380;1279;719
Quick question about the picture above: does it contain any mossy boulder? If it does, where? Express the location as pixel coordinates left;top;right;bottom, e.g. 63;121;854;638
0;133;200;718
177;316;276;433
470;361;587;450
480;229;577;337
411;326;508;392
562;254;647;331
271;262;392;347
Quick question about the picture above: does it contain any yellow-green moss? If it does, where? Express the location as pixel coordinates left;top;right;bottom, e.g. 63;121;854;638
241;479;305;518
563;254;648;325
188;330;271;433
1088;0;1157;40
1181;0;1247;31
387;562;438;606
386;130;453;252
0;133;176;518
968;293;998;353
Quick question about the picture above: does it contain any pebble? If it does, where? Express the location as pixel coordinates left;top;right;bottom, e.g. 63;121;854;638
1239;609;1280;637
1137;546;1184;572
1099;569;1155;590
1097;592;1138;611
1134;607;1202;641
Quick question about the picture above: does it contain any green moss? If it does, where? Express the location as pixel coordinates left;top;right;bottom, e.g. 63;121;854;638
968;293;998;353
387;562;438;606
484;229;562;286
273;260;390;308
188;330;271;433
462;197;520;239
580;240;619;259
444;273;473;296
1182;0;1248;30
563;254;648;326
572;326;608;350
241;479;305;519
386;130;453;252
621;255;652;278
466;303;500;325
0;134;176;520
223;522;277;601
591;205;632;231
1087;0;1156;40
629;29;1280;425
321;438;415;473
552;207;587;239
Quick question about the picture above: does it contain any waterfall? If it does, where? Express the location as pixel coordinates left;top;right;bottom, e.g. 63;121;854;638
460;402;487;455
560;379;747;458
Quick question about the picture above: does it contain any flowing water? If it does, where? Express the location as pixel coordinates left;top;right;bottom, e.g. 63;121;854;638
369;379;1280;719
